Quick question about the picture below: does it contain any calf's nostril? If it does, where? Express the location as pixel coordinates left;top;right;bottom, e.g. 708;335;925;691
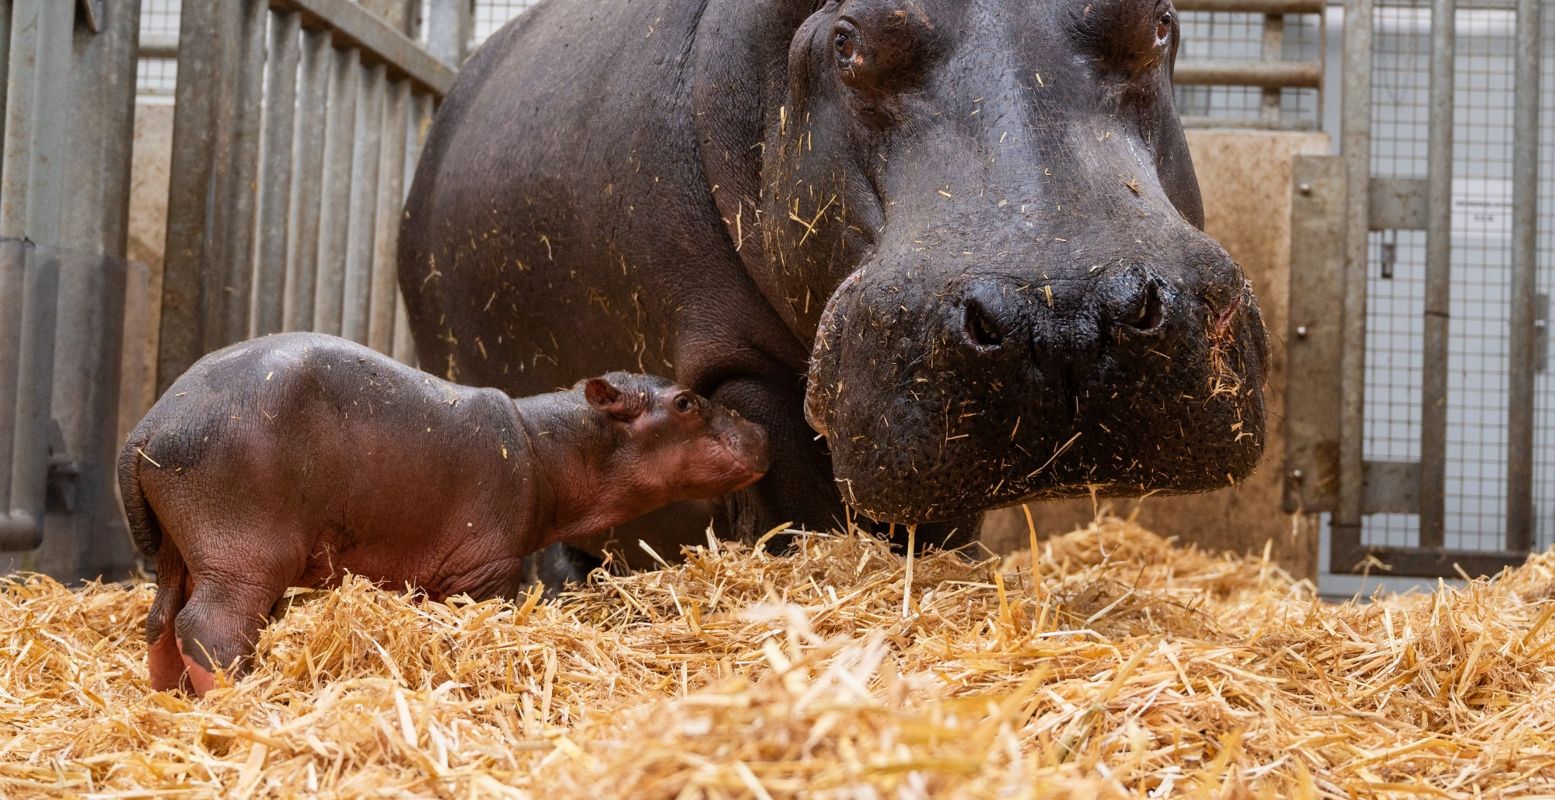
961;297;1004;350
1124;279;1164;332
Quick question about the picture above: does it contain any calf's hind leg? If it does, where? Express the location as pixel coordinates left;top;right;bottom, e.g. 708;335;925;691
146;546;191;692
174;577;285;695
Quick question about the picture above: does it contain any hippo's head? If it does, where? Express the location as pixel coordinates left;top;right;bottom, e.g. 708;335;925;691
745;0;1267;522
581;373;771;502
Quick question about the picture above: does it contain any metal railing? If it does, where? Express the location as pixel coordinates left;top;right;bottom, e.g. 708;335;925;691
154;0;456;395
0;0;140;574
1174;0;1326;129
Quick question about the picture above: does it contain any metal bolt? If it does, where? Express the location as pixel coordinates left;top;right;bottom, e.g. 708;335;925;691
1296;325;1309;338
1298;183;1312;196
1290;469;1304;480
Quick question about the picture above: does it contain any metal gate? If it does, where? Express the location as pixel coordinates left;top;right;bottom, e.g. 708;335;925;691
0;0;141;578
1288;0;1552;578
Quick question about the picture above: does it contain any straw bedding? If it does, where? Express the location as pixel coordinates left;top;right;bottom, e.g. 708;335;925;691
2;515;1555;798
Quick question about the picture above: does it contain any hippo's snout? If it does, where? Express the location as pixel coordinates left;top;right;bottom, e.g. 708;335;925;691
805;243;1269;524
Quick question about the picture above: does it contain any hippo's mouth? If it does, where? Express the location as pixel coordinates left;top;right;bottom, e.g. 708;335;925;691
803;264;1269;524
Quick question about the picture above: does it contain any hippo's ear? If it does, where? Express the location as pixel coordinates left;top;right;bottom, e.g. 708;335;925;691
585;377;640;421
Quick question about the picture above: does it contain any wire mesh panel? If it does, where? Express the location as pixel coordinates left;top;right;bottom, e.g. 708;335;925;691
138;0;179;94
474;0;536;42
1360;0;1555;554
1175;9;1324;128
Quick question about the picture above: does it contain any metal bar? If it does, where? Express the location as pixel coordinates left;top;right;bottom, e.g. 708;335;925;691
0;243;57;551
1419;0;1455;550
313;45;359;335
1;0;73;243
1330;544;1527;579
219;0;268;345
342;62;385;345
1181;115;1314;130
138;32;177;59
392;290;416;365
270;0;456;95
284;29;330;331
1506;0;1541;552
255;10;303;337
1259;14;1284;126
1333;0;1374;562
424;0;472;66
1173;60;1322;89
158;0;224;395
392;91;436;366
369;78;409;354
1175;0;1324;13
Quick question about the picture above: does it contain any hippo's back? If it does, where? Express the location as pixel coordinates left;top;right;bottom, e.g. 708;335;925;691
398;0;744;397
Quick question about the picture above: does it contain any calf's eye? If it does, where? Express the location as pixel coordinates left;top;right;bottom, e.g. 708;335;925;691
1155;13;1172;45
674;395;695;413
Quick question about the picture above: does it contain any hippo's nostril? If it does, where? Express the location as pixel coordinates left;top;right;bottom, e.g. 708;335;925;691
961;298;1004;350
1124;279;1164;332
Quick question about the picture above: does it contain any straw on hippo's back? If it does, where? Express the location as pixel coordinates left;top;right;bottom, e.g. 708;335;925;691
118;333;768;695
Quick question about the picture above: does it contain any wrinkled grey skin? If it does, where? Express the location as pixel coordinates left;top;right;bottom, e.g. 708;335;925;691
398;0;1268;569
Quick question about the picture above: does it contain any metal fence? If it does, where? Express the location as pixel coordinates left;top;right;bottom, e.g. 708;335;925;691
1289;0;1554;579
153;0;454;394
0;1;141;577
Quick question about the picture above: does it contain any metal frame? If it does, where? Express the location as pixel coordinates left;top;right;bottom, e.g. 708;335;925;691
1290;0;1547;578
156;0;451;396
1174;0;1325;130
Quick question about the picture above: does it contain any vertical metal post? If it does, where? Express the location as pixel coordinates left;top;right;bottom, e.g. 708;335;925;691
1506;0;1542;551
220;0;267;345
158;0;265;392
1419;0;1455;549
313;45;359;335
0;0;72;550
370;78;410;354
1333;0;1374;565
255;10;303;337
1260;13;1285;126
342;62;386;345
425;0;473;65
284;29;330;332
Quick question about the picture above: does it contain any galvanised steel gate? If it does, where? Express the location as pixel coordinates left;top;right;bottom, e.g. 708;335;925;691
1287;0;1552;578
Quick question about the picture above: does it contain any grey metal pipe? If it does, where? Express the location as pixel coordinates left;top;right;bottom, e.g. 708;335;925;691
1506;0;1541;551
255;10;302;337
1419;0;1454;550
1;244;58;551
1334;0;1374;558
1174;59;1322;89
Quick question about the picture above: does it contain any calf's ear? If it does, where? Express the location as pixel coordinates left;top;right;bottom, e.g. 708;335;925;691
585;377;641;421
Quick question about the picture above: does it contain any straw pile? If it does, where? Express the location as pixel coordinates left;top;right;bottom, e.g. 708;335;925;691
2;515;1555;798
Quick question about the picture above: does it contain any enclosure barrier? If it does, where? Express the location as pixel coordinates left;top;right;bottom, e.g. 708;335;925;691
155;0;454;397
1285;0;1545;578
1174;0;1324;129
0;0;140;568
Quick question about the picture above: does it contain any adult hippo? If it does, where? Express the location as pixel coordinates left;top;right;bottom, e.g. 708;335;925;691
399;0;1268;567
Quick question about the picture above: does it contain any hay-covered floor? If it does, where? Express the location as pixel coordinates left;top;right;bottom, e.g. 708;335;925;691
2;517;1555;798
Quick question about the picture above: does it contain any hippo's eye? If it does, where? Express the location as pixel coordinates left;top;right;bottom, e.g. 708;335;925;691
833;22;859;68
1154;13;1173;45
674;394;696;414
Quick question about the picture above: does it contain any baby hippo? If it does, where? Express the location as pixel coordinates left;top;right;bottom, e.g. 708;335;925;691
118;332;768;695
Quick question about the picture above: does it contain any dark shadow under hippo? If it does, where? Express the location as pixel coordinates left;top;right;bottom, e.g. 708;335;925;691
398;0;1269;572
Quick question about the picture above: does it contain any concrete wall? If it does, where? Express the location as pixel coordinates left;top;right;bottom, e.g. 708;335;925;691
980;130;1331;581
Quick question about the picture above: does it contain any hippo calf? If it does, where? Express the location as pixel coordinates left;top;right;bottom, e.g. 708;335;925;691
118;333;768;695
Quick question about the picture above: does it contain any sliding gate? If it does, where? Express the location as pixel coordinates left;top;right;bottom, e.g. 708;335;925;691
1287;0;1553;577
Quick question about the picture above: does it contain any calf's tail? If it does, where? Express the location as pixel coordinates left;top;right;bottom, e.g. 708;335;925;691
117;437;161;555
